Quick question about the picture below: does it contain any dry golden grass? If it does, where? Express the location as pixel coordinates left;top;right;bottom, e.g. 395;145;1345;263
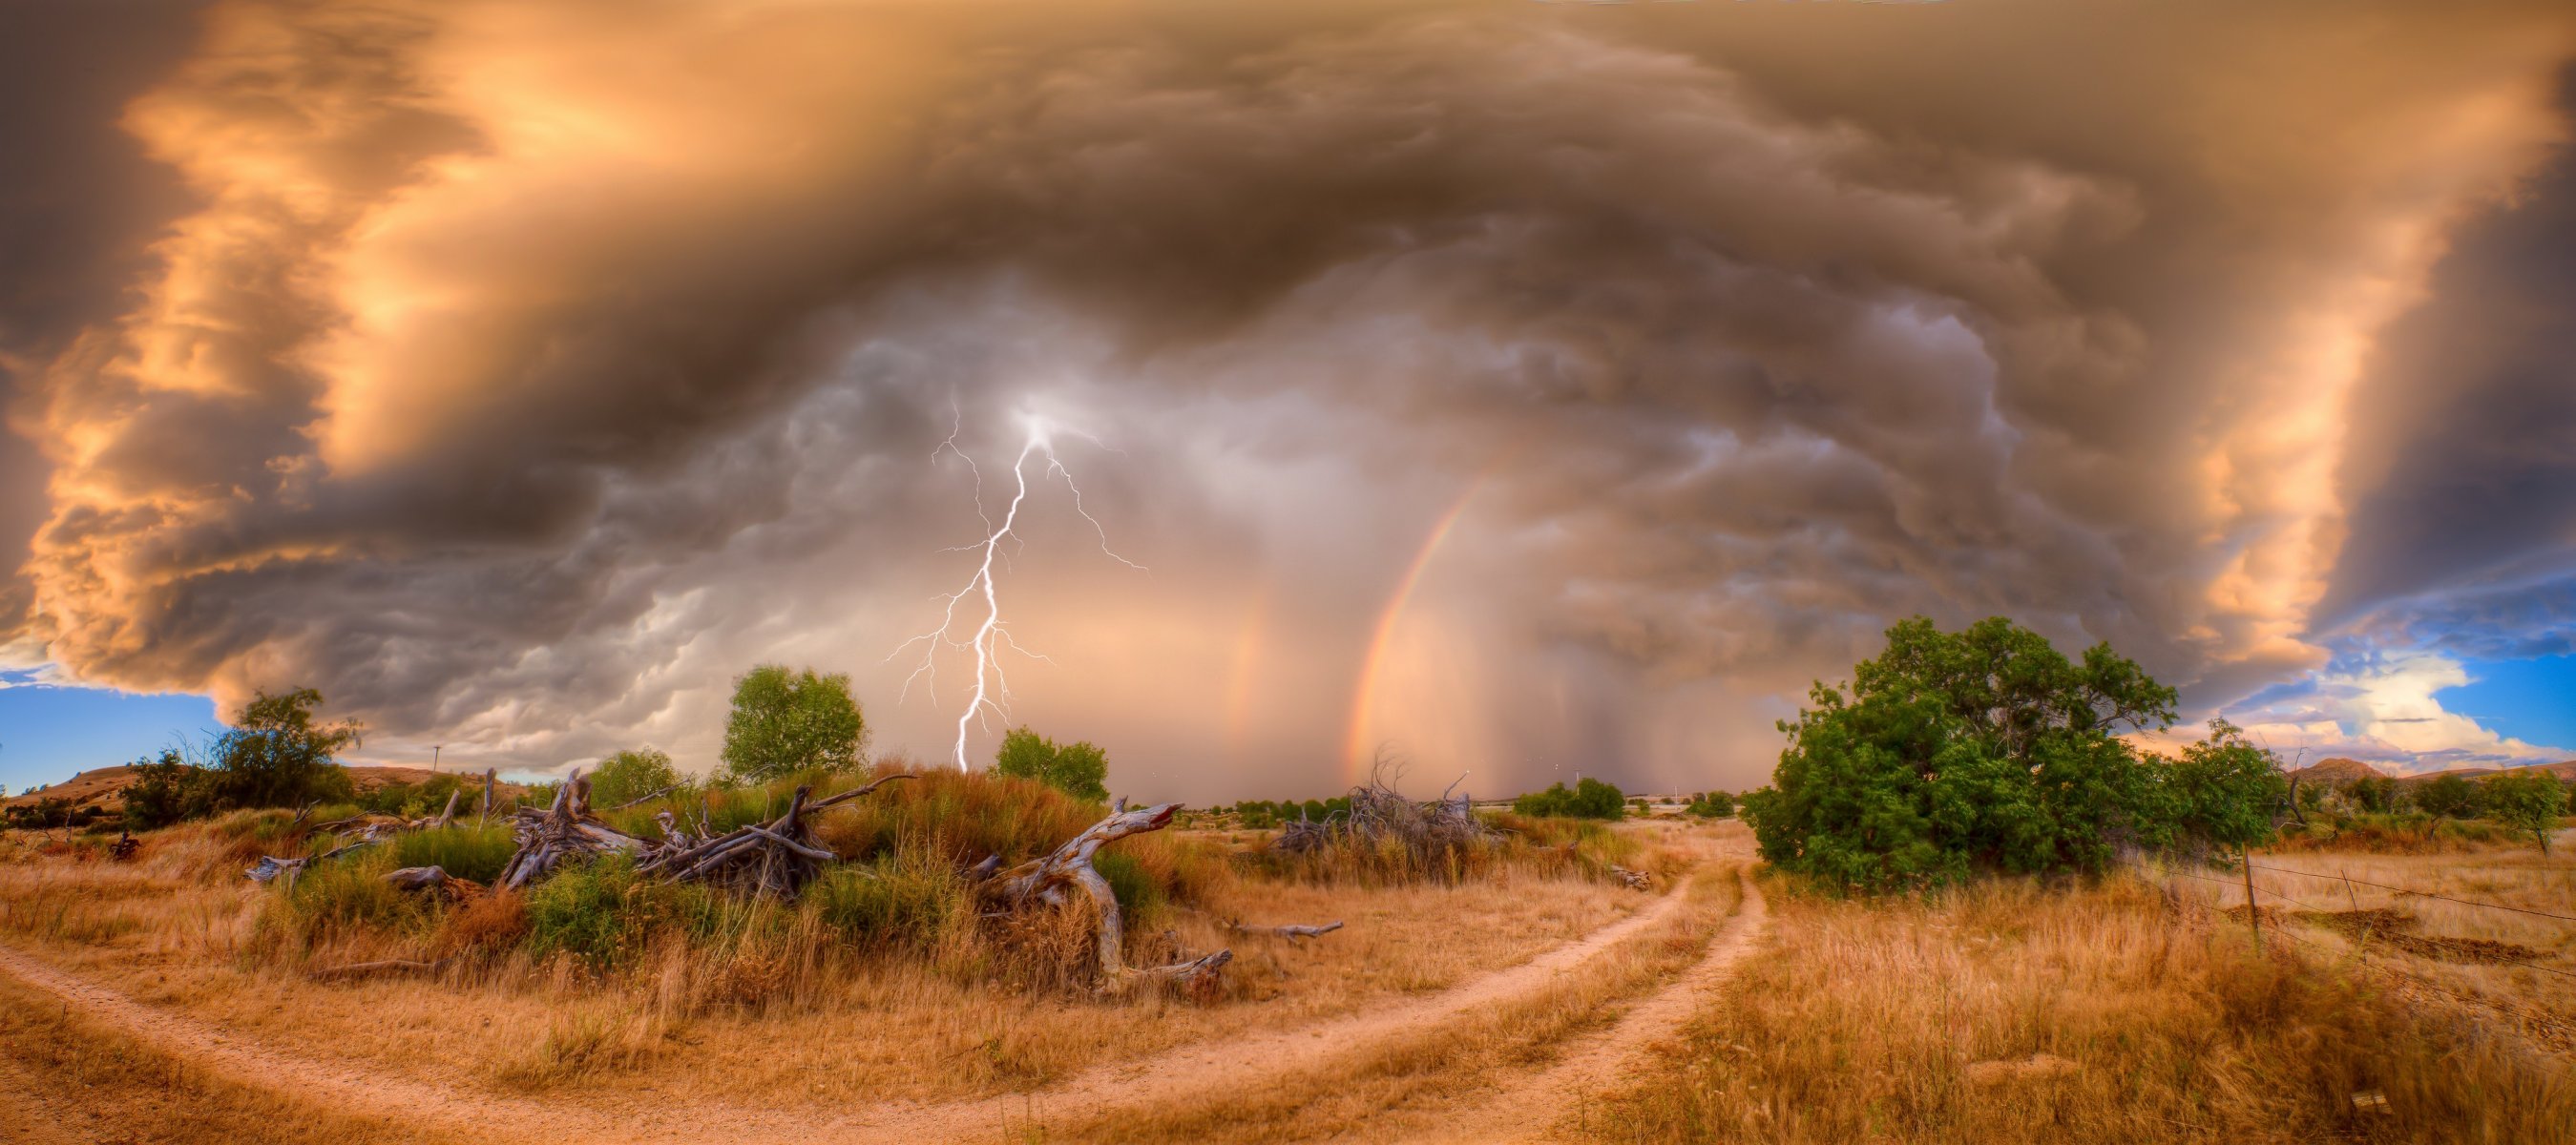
1041;855;1751;1144
0;968;464;1145
0;811;1650;1113
1592;869;2576;1144
2176;847;2576;1048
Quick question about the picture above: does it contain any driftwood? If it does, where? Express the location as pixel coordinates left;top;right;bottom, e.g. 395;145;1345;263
497;768;646;890
1228;919;1343;943
1609;864;1651;891
987;802;1232;992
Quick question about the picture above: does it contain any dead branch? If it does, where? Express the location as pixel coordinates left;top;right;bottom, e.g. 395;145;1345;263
1227;919;1344;943
992;802;1234;992
628;774;914;901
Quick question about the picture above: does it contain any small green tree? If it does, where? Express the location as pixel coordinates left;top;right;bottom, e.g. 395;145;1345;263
121;747;215;828
719;665;867;784
2417;774;2482;819
991;726;1111;802
2482;768;2566;855
204;688;360;811
590;747;682;809
2346;775;2406;814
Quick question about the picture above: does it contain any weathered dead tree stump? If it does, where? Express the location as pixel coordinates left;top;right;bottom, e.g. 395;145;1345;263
497;767;646;890
984;802;1233;993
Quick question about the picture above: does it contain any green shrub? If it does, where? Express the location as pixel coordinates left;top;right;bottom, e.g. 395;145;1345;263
807;851;965;953
1686;791;1736;819
282;847;434;937
1513;778;1626;820
523;855;678;968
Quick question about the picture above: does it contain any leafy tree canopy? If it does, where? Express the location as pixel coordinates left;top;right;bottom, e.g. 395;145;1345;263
2482;768;2566;854
590;747;682;809
1742;617;2288;893
991;725;1110;802
718;665;867;784
2416;774;2483;820
125;687;362;827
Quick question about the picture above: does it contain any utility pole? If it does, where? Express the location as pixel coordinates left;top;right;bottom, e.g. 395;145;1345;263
431;744;442;773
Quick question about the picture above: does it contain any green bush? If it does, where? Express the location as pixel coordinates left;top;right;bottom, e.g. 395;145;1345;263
1513;778;1626;820
521;855;726;968
808;851;966;953
1686;791;1736;819
389;823;518;885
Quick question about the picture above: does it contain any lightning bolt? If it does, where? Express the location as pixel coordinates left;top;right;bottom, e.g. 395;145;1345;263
891;406;1143;769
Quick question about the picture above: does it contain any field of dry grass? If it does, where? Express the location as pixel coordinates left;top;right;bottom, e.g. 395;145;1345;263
1589;853;2576;1144
7;804;2568;1144
0;785;1686;1126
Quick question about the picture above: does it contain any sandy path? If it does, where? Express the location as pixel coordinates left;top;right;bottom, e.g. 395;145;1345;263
1409;863;1769;1143
0;871;1705;1144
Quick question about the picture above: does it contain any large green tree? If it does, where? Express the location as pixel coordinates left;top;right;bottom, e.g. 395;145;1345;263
718;666;867;783
991;725;1110;802
1744;616;2202;892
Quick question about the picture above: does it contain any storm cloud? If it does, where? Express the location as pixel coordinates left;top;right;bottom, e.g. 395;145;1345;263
6;0;2575;795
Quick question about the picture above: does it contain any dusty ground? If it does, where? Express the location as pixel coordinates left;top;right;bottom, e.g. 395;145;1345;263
0;820;1759;1144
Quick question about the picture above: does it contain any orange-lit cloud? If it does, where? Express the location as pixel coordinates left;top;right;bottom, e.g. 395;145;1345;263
6;0;2576;796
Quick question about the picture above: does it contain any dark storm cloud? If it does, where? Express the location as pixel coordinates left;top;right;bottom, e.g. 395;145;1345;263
6;1;2576;790
2323;68;2576;663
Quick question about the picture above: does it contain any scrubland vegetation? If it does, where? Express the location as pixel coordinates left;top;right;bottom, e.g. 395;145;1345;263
2;621;2569;1142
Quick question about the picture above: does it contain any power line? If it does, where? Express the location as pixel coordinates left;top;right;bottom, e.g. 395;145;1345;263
2243;863;2576;924
2128;861;2576;982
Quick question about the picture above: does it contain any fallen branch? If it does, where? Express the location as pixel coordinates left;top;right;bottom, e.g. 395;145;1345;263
1227;919;1344;943
992;802;1234;992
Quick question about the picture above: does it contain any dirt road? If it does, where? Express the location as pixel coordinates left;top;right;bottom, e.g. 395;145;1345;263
0;844;1766;1144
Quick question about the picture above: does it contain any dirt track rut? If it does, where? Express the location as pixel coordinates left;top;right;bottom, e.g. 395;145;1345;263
0;855;1754;1144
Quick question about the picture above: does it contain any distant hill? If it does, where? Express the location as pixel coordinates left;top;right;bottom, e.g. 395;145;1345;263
4;763;525;813
2390;759;2576;786
2284;756;2576;787
2287;757;2385;786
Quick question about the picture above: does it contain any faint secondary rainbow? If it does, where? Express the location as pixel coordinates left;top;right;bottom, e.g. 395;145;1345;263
1342;481;1484;784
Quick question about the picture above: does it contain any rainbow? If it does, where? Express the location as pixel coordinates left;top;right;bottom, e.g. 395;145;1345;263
1342;481;1483;784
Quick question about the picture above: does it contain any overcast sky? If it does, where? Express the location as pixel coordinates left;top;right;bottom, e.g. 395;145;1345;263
4;0;2574;800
